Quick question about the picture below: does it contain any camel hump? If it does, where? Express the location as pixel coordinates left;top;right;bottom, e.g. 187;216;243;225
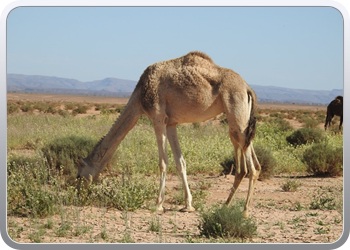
184;51;214;64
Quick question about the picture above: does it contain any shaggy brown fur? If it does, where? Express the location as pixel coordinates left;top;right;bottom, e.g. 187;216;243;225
325;96;343;131
77;51;261;218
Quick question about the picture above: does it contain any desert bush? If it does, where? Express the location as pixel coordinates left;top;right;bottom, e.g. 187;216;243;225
33;102;49;112
20;103;34;113
45;106;57;114
309;186;342;211
220;155;236;175
271;118;294;132
302;143;343;176
95;103;109;111
286;128;324;146
199;204;257;239
72;106;87;116
254;144;276;180
65;102;76;110
115;105;125;113
301;117;319;128
281;178;301;192
7;158;59;217
100;109;116;115
270;112;286;119
41;135;97;178
58;109;70;117
7;155;41;174
84;174;158;210
219;144;276;180
7;103;19;114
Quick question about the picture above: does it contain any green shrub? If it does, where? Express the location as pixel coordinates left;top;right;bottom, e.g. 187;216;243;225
100;109;116;115
58;109;70;117
33;102;49;113
45;106;57;114
7;155;41;174
7;158;58;217
271;118;294;132
302;143;343;176
20;103;34;113
254;144;276;180
281;178;301;192
301;117;319;128
85;174;158;210
286;128;324;146
95;104;109;111
270;113;286;119
309;186;342;211
220;144;276;180
115;105;125;113
7;103;19;114
65;102;76;110
41;135;97;178
199;204;257;239
72;106;87;115
220;156;236;176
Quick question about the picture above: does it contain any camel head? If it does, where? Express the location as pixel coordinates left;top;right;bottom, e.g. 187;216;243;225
76;158;95;189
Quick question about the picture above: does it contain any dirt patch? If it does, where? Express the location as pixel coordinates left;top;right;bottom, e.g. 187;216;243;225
7;174;343;244
258;102;326;111
7;93;327;110
7;93;129;105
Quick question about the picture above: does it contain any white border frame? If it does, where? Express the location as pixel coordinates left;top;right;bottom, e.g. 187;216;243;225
1;1;348;249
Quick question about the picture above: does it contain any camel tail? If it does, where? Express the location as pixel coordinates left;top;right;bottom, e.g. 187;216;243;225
244;89;257;149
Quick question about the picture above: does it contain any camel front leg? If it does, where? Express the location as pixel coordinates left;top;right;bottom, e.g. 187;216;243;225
167;125;195;212
154;121;169;214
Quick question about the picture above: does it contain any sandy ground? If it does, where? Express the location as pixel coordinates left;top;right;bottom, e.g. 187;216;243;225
7;93;327;110
7;93;342;244
7;93;129;105
7;174;343;244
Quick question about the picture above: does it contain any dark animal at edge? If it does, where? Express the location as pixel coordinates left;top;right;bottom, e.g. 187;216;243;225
324;96;343;131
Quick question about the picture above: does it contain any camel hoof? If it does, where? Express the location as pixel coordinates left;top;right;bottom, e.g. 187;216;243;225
156;207;165;215
179;206;195;213
242;211;249;218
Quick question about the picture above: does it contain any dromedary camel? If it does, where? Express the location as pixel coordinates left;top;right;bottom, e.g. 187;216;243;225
77;51;261;218
324;96;343;131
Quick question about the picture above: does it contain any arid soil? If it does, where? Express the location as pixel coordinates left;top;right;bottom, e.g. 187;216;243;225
7;93;327;111
7;93;342;244
8;174;343;244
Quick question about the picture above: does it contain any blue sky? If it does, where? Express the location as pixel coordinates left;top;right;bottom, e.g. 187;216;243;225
7;6;343;91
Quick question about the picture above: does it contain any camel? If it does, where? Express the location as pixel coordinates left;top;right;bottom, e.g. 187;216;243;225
76;51;261;218
324;96;343;131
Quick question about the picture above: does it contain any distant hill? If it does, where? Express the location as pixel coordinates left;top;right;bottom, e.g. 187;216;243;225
7;74;343;105
7;74;135;97
251;85;343;105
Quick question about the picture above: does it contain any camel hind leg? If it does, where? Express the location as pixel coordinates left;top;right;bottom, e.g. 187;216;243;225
225;133;261;218
223;91;261;218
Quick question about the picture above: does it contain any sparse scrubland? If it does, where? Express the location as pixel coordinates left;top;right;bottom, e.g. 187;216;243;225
7;97;343;243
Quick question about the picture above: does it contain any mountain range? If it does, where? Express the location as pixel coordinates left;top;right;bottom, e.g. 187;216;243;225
7;74;343;105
